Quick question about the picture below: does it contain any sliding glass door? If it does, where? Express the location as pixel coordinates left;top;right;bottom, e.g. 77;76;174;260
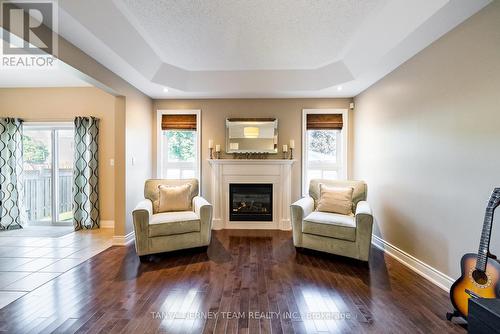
23;123;74;225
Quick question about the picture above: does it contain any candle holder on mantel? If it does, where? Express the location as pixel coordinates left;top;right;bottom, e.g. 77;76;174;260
282;144;289;160
208;139;214;159
289;147;294;160
215;145;221;159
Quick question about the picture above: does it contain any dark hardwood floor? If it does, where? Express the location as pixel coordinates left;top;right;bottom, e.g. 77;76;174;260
0;230;465;333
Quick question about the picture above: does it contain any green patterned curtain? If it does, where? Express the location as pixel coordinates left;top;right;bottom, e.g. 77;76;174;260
73;117;100;230
0;118;24;230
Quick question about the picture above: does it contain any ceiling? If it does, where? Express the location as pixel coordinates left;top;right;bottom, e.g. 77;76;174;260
0;30;90;88
0;59;91;88
52;0;490;98
117;0;387;71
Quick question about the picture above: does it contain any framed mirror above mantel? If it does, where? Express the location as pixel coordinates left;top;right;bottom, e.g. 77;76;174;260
225;118;278;154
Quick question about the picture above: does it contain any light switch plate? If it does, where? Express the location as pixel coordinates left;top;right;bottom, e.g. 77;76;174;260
110;159;114;166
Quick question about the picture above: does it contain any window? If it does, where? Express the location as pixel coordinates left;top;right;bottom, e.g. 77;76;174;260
302;110;348;195
157;110;200;180
23;123;74;225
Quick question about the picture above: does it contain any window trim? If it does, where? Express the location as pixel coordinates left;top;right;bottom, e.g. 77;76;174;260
156;109;201;185
301;108;349;196
23;122;74;130
23;122;75;226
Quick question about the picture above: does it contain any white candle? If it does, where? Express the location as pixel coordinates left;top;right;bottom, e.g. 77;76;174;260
273;135;278;145
215;144;221;152
282;144;288;152
208;139;214;149
289;140;295;149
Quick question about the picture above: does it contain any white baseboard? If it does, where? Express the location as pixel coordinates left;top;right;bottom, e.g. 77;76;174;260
280;219;292;231
211;218;292;230
100;220;114;228
113;231;134;246
372;235;454;291
212;218;224;230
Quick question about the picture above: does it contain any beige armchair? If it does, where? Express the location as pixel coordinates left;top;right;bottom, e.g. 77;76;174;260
290;179;373;262
132;179;213;261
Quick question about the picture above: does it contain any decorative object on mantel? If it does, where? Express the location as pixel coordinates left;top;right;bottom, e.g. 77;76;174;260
233;152;270;159
208;139;214;159
215;144;221;159
282;144;288;159
289;140;295;160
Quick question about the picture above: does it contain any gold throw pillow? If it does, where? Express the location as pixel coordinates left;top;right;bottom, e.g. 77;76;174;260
316;184;354;215
158;184;192;213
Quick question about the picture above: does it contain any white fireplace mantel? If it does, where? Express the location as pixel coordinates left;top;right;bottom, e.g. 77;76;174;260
208;159;295;230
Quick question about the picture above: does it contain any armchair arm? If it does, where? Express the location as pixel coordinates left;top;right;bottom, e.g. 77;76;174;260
290;196;314;246
291;196;315;218
132;199;152;255
133;199;152;232
355;201;373;261
355;201;372;217
193;196;213;244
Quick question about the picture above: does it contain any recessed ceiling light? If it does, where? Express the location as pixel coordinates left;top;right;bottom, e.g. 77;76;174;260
337;86;343;91
163;87;169;93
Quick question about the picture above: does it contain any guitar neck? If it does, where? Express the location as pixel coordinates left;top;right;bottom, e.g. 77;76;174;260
476;190;500;271
477;210;494;271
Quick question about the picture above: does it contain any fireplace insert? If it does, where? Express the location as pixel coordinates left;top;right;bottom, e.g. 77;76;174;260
229;183;273;221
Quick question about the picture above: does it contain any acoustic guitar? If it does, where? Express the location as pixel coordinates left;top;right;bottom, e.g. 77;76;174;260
449;188;500;319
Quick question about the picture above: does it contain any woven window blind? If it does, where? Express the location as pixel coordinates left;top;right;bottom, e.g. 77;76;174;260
161;114;197;130
306;114;343;130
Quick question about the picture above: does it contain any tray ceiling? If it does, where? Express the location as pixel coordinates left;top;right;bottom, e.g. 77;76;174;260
117;0;387;71
55;0;490;98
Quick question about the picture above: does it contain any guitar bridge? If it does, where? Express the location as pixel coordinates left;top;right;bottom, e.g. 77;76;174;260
465;289;480;298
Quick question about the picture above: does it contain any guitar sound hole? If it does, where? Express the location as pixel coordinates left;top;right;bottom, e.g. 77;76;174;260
472;270;488;285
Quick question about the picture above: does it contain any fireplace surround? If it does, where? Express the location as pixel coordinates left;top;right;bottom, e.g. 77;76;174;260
208;159;294;230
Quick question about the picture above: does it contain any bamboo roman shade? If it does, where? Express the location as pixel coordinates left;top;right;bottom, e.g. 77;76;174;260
161;114;197;130
306;113;343;130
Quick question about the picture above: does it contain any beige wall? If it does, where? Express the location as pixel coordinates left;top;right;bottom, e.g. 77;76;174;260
352;2;500;278
53;33;153;236
154;98;352;203
0;87;116;222
124;94;153;234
